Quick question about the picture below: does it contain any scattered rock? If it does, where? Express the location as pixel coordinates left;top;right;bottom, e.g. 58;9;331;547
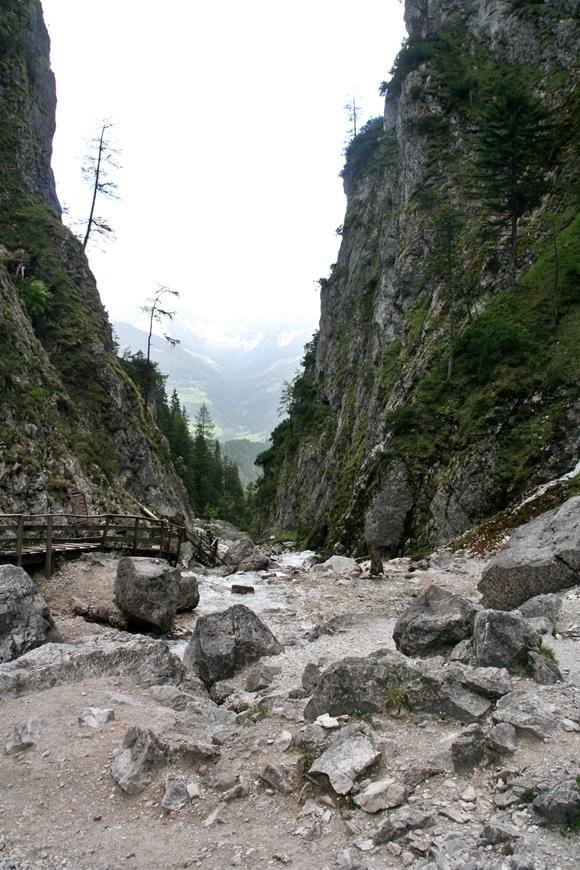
405;670;492;723
260;763;293;794
304;650;414;722
337;847;367;869
353;778;407;813
209;680;235;704
275;730;293;751
203;801;225;827
115;557;181;632
373;806;433;844
111;727;170;795
486;722;518;754
176;573;199;612
183;604;282;687
245;663;279;692
472;609;541;672
4;719;42;754
147;685;199;711
308;732;380;795
231;584;255;595
443;662;514;698
492;690;557;739
517;592;563;627
322;555;361;575
451;724;484;772
393;585;479;656
478;497;580;609
527;649;562;684
0;633;184;698
0;565;59;663
302;662;322;693
161;775;189;812
315;714;340;729
78;707;114;728
478;821;521;845
531;779;580;827
448;639;473;663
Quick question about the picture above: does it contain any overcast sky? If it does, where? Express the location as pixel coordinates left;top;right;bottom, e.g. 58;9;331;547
42;0;406;341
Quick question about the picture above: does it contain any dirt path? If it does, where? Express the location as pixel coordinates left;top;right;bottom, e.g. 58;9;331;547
1;550;578;870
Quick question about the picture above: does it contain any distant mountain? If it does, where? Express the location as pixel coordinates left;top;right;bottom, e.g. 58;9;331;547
222;439;269;485
115;320;314;440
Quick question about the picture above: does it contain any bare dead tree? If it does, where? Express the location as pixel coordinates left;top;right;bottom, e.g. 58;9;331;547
82;121;120;250
141;285;181;413
344;94;362;142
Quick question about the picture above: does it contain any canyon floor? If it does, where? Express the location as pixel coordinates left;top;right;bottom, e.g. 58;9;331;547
1;548;579;870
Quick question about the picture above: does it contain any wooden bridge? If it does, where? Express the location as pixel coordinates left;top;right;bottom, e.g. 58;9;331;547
0;513;186;578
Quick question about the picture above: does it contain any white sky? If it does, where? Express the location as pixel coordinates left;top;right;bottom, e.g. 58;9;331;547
42;0;406;337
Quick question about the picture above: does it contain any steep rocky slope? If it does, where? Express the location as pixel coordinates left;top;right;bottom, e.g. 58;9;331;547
0;1;188;517
258;0;579;554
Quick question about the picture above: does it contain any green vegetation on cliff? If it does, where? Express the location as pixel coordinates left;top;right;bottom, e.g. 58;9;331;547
256;0;579;553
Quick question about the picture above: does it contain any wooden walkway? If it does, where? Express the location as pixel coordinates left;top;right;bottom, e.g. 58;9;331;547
0;513;186;578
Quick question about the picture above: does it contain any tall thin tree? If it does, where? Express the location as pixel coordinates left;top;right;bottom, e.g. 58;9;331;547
141;285;180;413
82;121;120;250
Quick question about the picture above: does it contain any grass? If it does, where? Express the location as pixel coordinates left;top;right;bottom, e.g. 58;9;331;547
519;787;540;804
383;685;409;714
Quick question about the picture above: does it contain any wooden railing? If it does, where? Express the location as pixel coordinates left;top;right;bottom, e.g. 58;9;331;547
0;513;185;577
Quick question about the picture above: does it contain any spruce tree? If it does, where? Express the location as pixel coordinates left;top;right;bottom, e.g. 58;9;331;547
475;79;550;287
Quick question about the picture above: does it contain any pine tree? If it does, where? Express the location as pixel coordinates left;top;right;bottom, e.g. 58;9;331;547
475;79;550;287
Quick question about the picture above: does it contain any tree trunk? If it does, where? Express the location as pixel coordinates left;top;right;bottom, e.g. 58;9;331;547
510;214;518;289
82;125;105;250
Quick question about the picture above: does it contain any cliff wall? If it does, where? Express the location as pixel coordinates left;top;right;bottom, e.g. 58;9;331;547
0;1;189;517
259;0;579;554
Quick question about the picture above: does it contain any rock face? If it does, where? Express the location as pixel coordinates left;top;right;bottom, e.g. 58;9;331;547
115;557;180;632
183;604;282;687
256;0;579;556
0;565;59;663
472;610;541;672
393;585;478;656
479;498;580;609
0;633;184;698
0;0;189;517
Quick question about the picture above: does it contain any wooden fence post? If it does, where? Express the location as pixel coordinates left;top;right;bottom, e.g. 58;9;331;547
45;515;53;579
16;515;24;567
102;515;110;549
133;517;140;554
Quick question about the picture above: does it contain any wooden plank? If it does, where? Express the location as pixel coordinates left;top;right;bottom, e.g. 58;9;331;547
132;517;140;553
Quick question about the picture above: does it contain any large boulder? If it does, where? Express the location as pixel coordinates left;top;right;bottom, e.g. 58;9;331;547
479;497;580;609
393;585;479;656
472;609;541;672
176;573;200;612
0;565;59;663
303;650;415;722
218;536;271;572
183;604;282;687
115;557;180;632
0;633;184;698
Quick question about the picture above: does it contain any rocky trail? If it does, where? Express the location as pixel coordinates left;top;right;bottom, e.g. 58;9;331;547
1;505;579;870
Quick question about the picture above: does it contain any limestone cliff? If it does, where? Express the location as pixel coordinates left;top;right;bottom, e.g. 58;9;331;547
258;0;579;554
0;1;189;517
